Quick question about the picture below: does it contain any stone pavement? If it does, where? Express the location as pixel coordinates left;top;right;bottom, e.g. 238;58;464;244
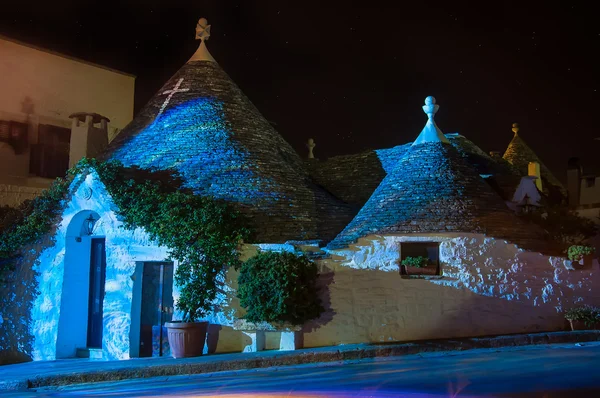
1;330;599;392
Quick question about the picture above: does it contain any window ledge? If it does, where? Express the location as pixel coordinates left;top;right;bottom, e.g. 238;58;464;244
400;274;445;280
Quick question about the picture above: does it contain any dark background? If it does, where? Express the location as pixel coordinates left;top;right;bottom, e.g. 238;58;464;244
1;1;598;181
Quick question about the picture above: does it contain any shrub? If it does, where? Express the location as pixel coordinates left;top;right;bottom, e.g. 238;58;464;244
237;251;324;326
567;245;595;262
401;256;429;268
564;305;600;328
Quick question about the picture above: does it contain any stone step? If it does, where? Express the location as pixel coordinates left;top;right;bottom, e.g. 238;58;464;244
76;348;103;360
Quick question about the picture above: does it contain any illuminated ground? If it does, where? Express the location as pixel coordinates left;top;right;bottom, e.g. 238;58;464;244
16;342;600;397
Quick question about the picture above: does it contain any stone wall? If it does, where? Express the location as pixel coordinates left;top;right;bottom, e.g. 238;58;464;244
302;233;600;347
20;172;176;361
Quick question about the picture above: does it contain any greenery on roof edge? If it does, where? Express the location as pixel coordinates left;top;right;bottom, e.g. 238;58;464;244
0;158;252;322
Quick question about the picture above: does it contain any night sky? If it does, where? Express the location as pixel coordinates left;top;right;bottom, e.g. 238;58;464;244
1;1;598;181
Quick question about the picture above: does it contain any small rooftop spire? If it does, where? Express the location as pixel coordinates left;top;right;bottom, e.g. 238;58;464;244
512;122;520;134
307;138;316;159
188;17;216;63
412;96;450;145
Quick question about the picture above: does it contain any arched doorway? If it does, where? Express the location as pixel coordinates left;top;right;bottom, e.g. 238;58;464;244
55;210;105;359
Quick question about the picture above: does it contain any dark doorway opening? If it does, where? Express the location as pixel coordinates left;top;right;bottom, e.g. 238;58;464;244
87;238;106;349
139;262;174;357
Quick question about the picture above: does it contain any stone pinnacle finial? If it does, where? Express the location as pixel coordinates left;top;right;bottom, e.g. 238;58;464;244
307;138;316;159
422;96;439;120
412;96;449;145
195;18;211;41
189;17;215;63
512;122;520;134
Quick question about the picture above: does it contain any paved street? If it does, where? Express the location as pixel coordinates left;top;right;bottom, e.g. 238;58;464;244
11;342;600;397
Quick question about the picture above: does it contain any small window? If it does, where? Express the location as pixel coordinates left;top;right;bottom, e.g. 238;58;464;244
586;177;596;188
400;242;441;277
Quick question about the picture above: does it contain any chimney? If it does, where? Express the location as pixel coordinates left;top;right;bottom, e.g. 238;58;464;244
528;161;542;191
68;112;110;167
567;157;582;206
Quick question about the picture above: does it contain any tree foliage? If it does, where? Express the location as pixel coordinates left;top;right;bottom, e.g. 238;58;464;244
237;251;324;326
564;305;600;328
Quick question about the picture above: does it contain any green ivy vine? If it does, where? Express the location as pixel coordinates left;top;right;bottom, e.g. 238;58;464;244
1;158;251;323
0;171;76;282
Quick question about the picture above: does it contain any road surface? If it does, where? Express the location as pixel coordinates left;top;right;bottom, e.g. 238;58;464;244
16;342;600;397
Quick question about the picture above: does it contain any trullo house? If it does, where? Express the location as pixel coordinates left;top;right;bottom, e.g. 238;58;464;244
1;18;598;363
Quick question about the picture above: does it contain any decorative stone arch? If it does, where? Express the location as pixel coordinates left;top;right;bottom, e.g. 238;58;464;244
55;209;103;358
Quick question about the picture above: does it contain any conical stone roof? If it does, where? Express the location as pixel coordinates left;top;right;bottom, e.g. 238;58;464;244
327;97;547;250
104;19;353;243
503;123;564;192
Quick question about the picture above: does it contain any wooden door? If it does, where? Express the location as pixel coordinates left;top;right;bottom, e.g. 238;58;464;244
87;238;106;348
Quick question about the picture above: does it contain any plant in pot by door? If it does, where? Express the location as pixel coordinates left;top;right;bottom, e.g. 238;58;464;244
163;195;250;358
401;256;437;275
564;305;600;330
567;245;595;269
165;271;211;358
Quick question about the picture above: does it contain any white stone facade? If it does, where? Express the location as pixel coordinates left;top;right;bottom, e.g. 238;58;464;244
305;234;600;347
13;173;600;362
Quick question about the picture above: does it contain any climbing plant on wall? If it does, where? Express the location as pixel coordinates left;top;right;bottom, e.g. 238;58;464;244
77;158;252;322
0;174;74;281
0;171;75;364
0;158;252;323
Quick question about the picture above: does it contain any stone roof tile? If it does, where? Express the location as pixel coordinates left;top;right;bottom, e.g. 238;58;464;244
103;22;353;243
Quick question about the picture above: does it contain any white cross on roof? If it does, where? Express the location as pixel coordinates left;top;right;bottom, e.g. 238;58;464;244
157;78;190;116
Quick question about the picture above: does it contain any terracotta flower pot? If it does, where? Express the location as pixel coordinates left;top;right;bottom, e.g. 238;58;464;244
165;321;208;358
405;265;438;275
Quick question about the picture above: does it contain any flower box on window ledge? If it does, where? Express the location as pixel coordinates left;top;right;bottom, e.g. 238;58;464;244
400;242;442;279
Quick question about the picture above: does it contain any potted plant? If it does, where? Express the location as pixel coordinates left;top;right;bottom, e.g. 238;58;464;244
401;256;438;275
162;196;249;359
564;305;600;330
567;245;595;269
165;269;211;358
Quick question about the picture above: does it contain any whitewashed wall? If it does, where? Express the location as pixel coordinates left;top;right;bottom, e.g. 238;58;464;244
24;174;600;360
28;172;298;360
303;234;600;347
31;172;173;361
